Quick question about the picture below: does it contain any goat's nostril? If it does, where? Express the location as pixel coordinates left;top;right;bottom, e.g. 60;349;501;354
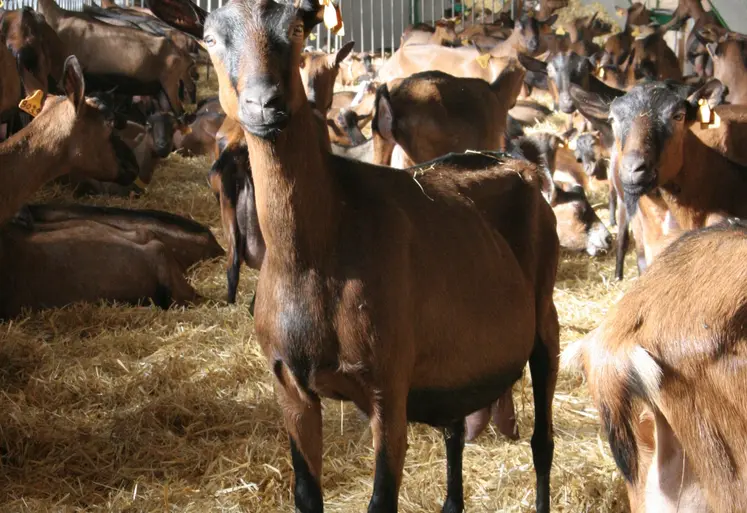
262;94;283;110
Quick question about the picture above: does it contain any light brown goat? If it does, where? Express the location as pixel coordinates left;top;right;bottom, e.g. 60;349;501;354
151;1;560;512
563;221;747;512
0;56;138;227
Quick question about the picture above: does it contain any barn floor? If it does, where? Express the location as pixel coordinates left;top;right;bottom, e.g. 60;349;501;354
0;70;640;512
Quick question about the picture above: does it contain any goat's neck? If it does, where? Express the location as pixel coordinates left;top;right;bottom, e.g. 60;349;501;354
0;121;71;225
662;131;747;227
37;0;62;25
244;102;340;267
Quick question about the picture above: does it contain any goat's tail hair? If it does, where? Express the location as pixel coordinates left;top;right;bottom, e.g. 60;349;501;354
562;330;662;484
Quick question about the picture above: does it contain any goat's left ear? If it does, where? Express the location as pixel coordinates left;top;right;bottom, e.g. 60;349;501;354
62;55;85;113
147;0;207;39
686;78;726;118
331;40;355;67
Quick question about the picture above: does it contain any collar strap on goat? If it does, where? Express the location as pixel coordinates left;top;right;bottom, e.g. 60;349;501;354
19;90;44;118
134;177;148;191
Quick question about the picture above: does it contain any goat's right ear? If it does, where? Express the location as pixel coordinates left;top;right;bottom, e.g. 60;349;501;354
686;78;726;115
146;0;207;40
332;41;355;67
517;53;547;74
569;83;610;121
62;55;85;112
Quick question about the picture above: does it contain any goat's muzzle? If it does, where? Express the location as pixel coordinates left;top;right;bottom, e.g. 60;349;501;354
239;77;289;139
621;152;658;197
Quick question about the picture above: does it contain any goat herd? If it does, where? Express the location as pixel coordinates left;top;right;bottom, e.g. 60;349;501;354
1;0;746;510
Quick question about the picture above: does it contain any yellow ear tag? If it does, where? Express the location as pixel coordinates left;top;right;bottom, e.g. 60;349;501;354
323;3;343;34
19;89;44;117
309;32;317;40
598;67;606;79
632;26;641;37
709;110;721;129
697;98;712;125
182;125;192;135
476;53;491;69
461;38;470;46
556;27;566;36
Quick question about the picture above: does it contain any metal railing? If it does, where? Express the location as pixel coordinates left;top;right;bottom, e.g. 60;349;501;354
2;0;510;57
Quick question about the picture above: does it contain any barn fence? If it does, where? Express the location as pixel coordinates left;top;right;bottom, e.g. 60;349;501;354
2;0;515;56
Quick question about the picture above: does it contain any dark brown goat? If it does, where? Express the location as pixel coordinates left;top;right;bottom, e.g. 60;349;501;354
151;1;560;512
0;43;21;133
401;20;461;47
698;32;747;105
0;56;138;227
0;7;67;96
601;3;652;68
563;222;747;513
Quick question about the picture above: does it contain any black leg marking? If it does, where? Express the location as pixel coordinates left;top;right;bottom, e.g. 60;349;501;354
609;188;617;227
529;338;554;513
368;447;398;513
442;420;465;513
290;437;323;513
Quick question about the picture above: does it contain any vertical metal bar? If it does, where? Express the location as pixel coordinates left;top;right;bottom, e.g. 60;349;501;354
420;0;423;24
316;25;321;50
389;0;394;53
400;0;404;49
360;0;365;52
371;0;374;55
380;0;384;57
430;0;433;22
411;0;415;25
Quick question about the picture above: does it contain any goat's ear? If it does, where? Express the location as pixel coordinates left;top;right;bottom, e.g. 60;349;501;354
298;0;324;33
62;55;85;112
372;84;396;144
517;53;547;74
331;41;355;67
686;78;726;118
569;83;611;120
146;0;206;39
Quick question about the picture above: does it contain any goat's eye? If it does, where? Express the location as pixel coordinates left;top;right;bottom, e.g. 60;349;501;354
204;35;216;48
293;25;305;37
673;112;685;122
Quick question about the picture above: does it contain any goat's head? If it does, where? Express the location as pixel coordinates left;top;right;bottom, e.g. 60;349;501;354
46;56;138;185
552;182;612;256
574;80;725;213
574;132;608;179
146;112;178;158
513;13;557;55
548;51;592;113
299;41;354;114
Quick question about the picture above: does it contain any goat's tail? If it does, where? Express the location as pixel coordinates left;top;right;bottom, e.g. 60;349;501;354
562;330;662;485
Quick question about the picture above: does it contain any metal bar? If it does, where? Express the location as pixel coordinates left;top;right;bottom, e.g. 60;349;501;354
371;0;374;55
400;0;404;49
380;0;384;57
411;0;415;25
430;0;434;22
390;0;394;54
360;0;365;52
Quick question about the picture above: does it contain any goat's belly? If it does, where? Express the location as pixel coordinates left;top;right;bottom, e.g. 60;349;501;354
406;368;524;427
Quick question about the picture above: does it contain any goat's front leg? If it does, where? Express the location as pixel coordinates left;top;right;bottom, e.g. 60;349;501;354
275;367;324;513
368;390;408;513
442;420;465;513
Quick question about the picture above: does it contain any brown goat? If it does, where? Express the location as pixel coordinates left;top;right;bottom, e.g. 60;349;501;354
25;203;224;272
151;1;560;511
574;80;747;278
373;64;526;167
336;51;375;86
563;221;747;512
0;219;198;319
699;33;747;105
0;7;67;96
0;43;21;130
401;20;460;47
0;56;138;226
601;3;652;68
299;41;354;113
37;0;193;114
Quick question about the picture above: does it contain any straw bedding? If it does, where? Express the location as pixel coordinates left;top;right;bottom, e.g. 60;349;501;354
0;53;639;513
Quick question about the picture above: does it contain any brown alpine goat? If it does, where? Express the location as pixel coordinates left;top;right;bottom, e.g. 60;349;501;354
563;221;747;513
0;55;138;227
150;1;560;512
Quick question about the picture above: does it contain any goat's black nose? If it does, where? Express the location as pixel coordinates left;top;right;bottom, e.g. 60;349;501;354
239;77;288;137
622;153;649;183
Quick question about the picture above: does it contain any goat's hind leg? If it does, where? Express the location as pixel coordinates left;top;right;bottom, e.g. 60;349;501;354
368;390;408;513
530;306;559;513
442;420;465;513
